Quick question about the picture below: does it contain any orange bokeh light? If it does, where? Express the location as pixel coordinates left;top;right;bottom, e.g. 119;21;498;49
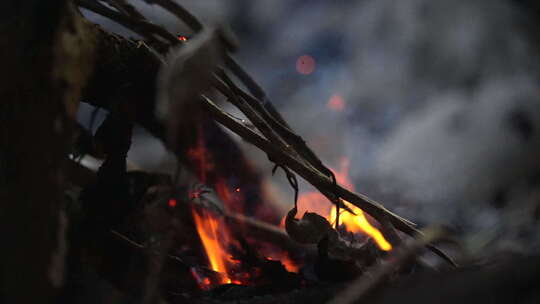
296;55;316;75
327;94;346;112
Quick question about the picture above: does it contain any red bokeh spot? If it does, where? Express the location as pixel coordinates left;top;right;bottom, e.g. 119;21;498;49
327;94;346;112
178;35;188;42
235;188;241;193
168;199;177;208
296;55;316;75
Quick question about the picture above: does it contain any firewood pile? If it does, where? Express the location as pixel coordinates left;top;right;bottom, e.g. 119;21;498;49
2;1;540;303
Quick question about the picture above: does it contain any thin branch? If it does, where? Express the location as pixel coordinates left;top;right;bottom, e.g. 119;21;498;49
219;69;338;182
110;229;191;267
101;0;148;20
200;95;456;266
215;72;355;214
143;0;203;32
139;0;290;128
76;0;176;49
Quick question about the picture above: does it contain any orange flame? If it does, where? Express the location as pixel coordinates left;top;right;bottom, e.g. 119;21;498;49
192;209;233;284
330;201;392;251
286;158;392;251
189;124;301;288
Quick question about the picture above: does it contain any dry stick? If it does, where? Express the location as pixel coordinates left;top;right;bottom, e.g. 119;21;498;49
76;0;177;48
200;95;407;229
219;68;338;186
218;70;343;217
140;0;298;139
201;96;456;266
101;0;148;20
142;0;203;32
158;0;344;218
213;74;305;204
87;0;284;144
111;229;191;268
213;76;291;154
85;0;338;195
215;73;355;214
220;69;347;232
138;0;265;99
327;227;448;304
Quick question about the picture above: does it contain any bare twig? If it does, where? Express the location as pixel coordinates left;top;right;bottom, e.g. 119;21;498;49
327;227;449;304
101;0;148;20
111;229;190;267
215;71;353;213
76;0;176;49
200;95;409;228
200;95;456;266
143;0;203;32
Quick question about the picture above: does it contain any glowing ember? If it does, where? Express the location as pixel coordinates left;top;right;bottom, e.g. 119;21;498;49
296;55;316;75
168;199;177;208
267;254;299;273
327;94;346;112
178;35;188;41
280;256;299;273
203;277;210;285
285;158;392;251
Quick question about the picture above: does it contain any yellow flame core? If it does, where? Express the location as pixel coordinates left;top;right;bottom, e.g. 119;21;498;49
330;201;392;251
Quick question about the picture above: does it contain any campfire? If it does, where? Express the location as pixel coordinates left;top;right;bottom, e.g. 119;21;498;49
56;0;457;302
170;110;397;292
12;0;540;303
